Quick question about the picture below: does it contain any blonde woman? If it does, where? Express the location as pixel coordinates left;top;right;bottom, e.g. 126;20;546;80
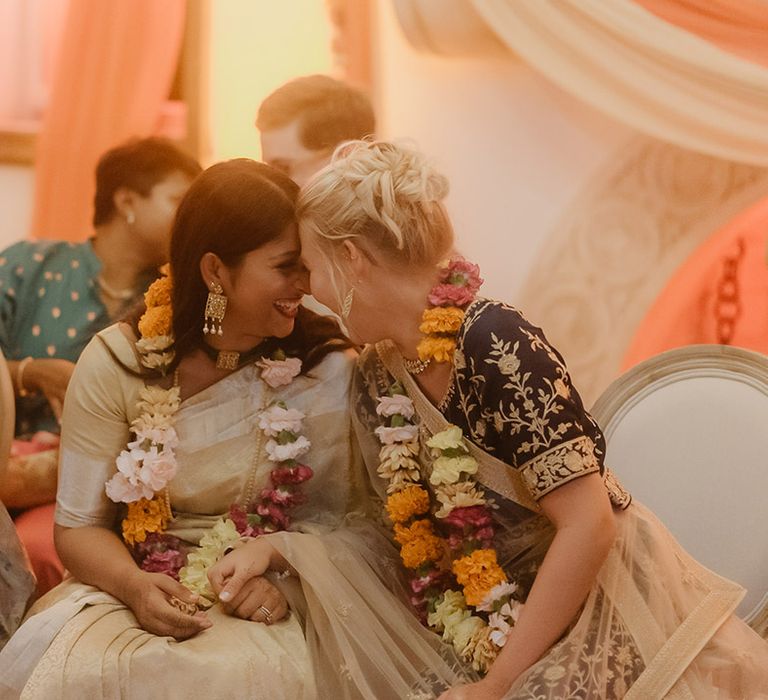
296;140;768;699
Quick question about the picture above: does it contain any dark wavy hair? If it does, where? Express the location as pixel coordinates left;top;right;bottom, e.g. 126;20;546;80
119;159;351;374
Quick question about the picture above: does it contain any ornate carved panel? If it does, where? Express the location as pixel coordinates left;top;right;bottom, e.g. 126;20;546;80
517;138;768;406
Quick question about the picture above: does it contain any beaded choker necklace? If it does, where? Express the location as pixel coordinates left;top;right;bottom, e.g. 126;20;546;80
199;338;277;371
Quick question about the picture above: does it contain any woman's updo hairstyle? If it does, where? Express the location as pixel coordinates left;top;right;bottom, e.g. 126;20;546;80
298;140;453;270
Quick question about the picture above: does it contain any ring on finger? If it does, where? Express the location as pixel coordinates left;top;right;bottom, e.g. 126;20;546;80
257;604;273;624
169;596;198;616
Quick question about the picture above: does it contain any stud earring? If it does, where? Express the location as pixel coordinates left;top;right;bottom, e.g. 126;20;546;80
341;287;354;320
203;282;227;336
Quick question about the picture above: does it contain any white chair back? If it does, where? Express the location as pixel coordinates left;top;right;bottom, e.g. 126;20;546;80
591;345;768;623
0;350;14;484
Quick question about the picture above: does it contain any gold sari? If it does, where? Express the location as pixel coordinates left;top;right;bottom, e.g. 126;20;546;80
0;326;466;699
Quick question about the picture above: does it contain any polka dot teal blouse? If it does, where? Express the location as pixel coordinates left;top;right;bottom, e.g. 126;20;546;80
0;239;141;434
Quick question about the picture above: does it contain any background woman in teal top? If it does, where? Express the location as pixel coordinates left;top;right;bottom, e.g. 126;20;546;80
0;137;200;597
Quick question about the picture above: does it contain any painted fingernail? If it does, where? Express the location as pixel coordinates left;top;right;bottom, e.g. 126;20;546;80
219;591;232;602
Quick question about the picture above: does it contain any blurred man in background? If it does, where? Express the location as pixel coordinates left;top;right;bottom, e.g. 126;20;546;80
257;74;375;187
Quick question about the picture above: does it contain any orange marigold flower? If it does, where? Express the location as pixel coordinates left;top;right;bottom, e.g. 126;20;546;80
452;549;508;606
419;307;464;335
394;519;445;569
138;304;172;339
144;276;173;308
394;518;434;547
122;497;171;545
417;336;456;363
386;485;431;524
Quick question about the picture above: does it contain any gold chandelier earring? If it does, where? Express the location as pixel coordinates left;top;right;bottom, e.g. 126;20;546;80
203;282;227;336
341;286;354;320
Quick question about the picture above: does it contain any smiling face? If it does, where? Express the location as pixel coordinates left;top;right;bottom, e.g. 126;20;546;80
217;223;309;345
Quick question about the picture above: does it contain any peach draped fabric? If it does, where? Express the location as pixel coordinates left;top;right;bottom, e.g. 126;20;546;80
635;0;768;68
30;0;185;242
622;196;768;370
0;0;68;128
468;0;768;166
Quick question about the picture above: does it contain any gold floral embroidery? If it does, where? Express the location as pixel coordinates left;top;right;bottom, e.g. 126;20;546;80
480;329;574;456
507;593;645;698
519;436;601;499
449;300;629;504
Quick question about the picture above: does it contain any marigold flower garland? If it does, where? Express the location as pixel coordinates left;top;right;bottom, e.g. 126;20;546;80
104;273;313;599
375;258;522;673
416;257;483;364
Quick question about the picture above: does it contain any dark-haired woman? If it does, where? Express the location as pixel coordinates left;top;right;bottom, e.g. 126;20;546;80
0;160;463;699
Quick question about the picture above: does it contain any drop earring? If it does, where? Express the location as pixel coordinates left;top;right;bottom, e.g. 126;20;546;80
203;282;227;336
341;287;354;320
126;211;135;225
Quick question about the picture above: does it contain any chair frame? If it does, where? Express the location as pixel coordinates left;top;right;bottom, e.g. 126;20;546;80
591;344;768;627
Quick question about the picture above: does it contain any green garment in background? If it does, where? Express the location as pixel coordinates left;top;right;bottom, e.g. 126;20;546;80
0;239;147;434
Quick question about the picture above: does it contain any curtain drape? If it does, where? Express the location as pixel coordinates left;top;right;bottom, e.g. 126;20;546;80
635;0;768;68
30;0;185;241
0;0;68;128
468;0;768;166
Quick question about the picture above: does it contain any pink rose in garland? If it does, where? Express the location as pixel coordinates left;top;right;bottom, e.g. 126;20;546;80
228;504;261;538
410;568;450;595
428;258;483;307
255;502;292;531
443;505;494;530
260;486;306;507
133;533;187;580
142;549;186;579
270;464;313;485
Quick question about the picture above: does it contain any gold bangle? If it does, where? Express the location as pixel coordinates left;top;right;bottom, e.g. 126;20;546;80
16;356;33;397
